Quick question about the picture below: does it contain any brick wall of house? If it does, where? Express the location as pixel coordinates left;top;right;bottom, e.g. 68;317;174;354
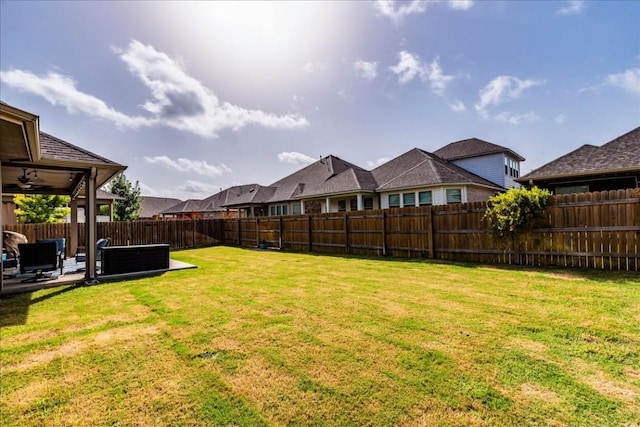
466;186;499;203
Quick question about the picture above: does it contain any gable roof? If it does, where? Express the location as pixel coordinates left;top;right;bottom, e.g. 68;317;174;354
139;196;183;218
266;155;370;202
293;165;378;199
434;137;525;162
373;148;502;191
39;132;122;166
517;126;640;182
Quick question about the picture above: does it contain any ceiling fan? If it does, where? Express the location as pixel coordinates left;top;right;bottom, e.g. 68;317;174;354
16;168;46;190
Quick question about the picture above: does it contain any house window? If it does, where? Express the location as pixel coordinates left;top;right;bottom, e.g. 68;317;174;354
276;206;282;215
270;206;276;216
388;194;400;208
292;204;302;215
403;192;415;207
350;198;358;211
418;191;432;206
282;205;288;215
505;157;509;175
446;189;462;204
364;197;374;210
338;200;346;212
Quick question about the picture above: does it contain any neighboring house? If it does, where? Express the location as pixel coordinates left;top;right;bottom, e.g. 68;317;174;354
139;196;183;220
433;138;525;189
161;188;244;219
263;155;378;215
516;126;640;194
373;148;503;208
162;137;522;217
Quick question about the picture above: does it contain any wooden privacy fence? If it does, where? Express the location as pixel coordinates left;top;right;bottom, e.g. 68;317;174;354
218;189;639;270
4;189;639;271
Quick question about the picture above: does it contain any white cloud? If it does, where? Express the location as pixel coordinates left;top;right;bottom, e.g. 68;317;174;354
177;180;220;195
449;99;466;112
390;52;455;95
0;69;152;128
374;0;472;23
144;156;231;177
374;0;427;24
427;57;455;94
116;40;308;137
475;75;545;117
390;51;425;85
302;61;328;74
556;0;585;16
277;152;316;165
605;68;640;94
367;157;391;168
494;111;539;125
338;89;354;103
448;0;473;10
353;60;378;80
1;40;308;139
555;113;566;124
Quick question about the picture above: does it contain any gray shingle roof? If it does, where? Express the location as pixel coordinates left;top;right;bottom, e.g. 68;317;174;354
39;132;122;166
434;137;525;161
266;155;368;202
294;166;377;198
518;126;640;181
139;196;183;218
161;199;211;215
373;148;502;191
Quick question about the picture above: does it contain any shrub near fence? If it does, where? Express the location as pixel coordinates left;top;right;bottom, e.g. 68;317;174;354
3;189;639;271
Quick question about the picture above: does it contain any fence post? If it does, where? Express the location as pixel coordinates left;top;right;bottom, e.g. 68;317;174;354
256;217;260;247
308;215;313;252
427;207;435;259
279;216;283;249
382;211;387;256
344;212;349;254
237;218;241;246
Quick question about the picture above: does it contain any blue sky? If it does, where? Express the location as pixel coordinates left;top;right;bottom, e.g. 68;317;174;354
1;0;638;200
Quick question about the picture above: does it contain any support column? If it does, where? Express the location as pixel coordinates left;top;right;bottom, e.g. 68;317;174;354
357;194;363;211
325;197;330;213
70;198;78;257
300;201;305;215
85;168;98;282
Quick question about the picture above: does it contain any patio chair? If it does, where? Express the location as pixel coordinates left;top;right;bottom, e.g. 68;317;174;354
18;241;59;282
75;238;111;264
36;238;66;274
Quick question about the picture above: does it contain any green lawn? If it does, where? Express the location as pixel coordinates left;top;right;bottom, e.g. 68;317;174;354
1;246;639;426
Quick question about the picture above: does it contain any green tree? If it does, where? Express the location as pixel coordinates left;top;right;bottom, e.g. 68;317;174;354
108;173;142;221
14;194;71;224
484;186;551;233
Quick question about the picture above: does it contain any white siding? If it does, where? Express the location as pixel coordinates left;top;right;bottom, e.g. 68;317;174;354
380;186;468;208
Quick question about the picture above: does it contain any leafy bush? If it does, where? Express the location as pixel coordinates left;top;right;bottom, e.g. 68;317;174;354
484;187;551;233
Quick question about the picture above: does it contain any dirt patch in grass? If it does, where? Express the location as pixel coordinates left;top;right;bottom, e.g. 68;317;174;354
6;370;87;408
584;371;639;402
507;338;549;355
8;325;159;372
518;383;562;405
396;402;486;427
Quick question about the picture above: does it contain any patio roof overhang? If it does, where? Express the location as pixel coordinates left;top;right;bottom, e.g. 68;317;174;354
1;101;127;292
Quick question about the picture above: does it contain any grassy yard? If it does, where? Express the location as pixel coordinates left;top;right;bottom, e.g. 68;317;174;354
1;246;639;426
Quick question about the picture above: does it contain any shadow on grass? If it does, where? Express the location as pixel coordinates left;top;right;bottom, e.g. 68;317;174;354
0;285;79;327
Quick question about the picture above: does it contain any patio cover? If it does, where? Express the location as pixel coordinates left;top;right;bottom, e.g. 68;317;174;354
1;101;126;291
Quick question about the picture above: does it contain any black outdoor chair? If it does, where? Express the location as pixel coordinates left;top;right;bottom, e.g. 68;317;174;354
76;238;111;264
18;242;59;282
36;238;66;274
